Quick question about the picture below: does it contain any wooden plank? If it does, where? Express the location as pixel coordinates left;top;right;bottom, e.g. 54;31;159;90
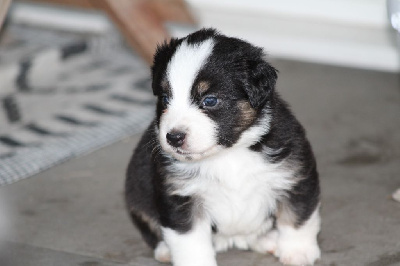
18;0;197;65
91;0;170;64
27;0;94;9
149;0;196;24
0;0;12;29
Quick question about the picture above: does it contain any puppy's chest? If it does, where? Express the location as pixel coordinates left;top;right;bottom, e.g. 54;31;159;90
170;149;294;235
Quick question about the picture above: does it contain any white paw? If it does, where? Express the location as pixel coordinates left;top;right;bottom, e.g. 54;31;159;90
154;241;171;263
250;230;278;254
232;236;251;250
275;240;320;265
213;235;253;252
213;235;232;252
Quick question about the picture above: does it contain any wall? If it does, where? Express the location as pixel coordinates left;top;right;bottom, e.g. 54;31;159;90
186;0;399;72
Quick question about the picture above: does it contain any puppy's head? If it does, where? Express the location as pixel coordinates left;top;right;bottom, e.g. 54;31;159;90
152;28;277;161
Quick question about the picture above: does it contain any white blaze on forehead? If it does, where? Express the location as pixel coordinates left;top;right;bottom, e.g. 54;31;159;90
159;39;217;160
167;39;214;104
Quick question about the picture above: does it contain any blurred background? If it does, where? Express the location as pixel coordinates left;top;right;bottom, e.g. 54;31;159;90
0;1;399;266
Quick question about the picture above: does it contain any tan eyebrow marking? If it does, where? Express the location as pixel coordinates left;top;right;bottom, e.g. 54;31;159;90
197;81;210;95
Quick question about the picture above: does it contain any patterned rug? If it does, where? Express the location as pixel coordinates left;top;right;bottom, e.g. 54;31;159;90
0;24;155;185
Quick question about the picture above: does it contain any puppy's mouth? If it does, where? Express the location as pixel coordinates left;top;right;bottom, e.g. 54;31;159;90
173;145;219;159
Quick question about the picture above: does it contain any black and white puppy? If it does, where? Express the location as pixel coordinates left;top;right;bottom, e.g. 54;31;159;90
125;29;321;266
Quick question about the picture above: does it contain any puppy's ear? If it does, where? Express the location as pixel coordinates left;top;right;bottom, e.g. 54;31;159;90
245;59;278;109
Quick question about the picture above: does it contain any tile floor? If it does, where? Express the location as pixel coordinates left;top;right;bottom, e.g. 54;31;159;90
1;59;400;266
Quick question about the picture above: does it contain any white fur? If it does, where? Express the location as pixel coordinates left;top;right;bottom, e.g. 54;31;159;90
275;206;321;265
154;241;171;263
167;39;214;107
213;220;275;253
162;219;217;266
250;229;279;254
159;39;219;161
167;146;296;252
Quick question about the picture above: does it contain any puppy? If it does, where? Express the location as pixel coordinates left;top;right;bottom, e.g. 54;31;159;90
125;29;321;266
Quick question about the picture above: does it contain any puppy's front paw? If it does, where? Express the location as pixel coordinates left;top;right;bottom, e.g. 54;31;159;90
154;241;171;263
275;240;320;265
250;230;278;254
213;235;232;252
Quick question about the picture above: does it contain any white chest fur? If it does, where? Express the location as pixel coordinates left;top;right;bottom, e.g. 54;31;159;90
167;147;295;236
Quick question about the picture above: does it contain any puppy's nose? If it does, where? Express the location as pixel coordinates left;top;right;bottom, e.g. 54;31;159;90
166;131;186;148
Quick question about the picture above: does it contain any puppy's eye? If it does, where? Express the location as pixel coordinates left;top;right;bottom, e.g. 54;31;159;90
161;95;170;106
202;96;218;107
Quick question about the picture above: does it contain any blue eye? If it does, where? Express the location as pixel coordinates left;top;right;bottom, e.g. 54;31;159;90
161;95;169;106
202;96;218;107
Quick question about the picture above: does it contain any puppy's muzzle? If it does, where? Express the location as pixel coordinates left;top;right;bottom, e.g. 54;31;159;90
166;131;186;148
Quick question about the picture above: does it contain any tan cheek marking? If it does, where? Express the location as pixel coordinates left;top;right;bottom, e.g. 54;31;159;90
197;81;210;95
236;100;257;132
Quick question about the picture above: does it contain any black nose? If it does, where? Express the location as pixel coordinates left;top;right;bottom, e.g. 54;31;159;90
166;131;186;148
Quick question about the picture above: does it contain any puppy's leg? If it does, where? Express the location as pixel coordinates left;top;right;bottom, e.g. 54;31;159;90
275;205;321;265
162;219;217;266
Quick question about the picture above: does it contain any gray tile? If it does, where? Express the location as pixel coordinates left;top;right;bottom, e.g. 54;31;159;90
1;241;125;266
4;135;149;264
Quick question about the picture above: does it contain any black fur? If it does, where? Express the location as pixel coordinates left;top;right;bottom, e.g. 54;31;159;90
125;122;195;237
251;97;320;226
